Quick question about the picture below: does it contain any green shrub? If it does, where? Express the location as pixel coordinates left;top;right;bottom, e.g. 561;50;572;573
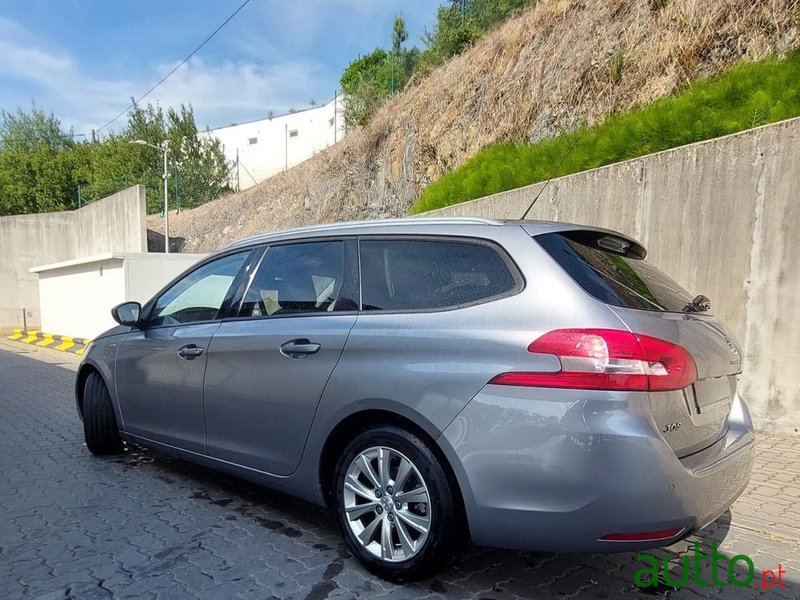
413;51;800;213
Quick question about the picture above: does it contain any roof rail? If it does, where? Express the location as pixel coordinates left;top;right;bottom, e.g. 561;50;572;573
227;217;503;248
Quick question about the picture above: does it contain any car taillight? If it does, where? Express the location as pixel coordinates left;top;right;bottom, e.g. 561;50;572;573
489;329;697;392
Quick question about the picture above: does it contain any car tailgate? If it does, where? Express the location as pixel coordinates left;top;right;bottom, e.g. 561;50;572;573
610;306;743;457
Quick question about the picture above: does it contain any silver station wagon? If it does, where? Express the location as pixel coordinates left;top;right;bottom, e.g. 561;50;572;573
76;218;755;580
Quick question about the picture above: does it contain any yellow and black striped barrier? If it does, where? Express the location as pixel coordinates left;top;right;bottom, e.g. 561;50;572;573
8;329;91;355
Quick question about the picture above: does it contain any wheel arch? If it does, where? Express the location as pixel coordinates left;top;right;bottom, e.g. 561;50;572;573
75;362;113;421
318;408;470;538
75;364;99;419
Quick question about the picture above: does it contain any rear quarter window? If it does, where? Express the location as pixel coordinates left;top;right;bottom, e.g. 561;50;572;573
536;232;699;313
359;238;520;311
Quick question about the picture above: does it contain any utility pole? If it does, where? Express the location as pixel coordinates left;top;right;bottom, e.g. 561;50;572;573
236;148;240;191
333;90;338;144
285;123;288;171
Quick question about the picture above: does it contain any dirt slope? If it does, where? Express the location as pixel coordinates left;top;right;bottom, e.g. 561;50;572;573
155;0;800;253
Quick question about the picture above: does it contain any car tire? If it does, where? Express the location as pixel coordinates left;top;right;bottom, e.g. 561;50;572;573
333;426;460;581
83;371;124;455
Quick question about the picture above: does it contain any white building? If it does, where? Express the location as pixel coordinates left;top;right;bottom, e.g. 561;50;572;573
31;252;206;339
201;95;346;191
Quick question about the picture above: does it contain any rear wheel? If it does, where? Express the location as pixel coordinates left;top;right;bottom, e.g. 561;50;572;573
82;371;124;455
333;426;460;581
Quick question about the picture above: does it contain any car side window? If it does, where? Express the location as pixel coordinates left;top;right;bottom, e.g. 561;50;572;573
148;252;249;326
239;241;353;317
360;239;518;311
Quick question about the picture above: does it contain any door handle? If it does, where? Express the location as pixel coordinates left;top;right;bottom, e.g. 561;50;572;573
177;344;204;360
280;339;321;358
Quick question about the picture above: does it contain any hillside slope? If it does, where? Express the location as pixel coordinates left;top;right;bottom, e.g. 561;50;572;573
157;0;800;253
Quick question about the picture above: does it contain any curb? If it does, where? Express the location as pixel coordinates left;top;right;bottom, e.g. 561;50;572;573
8;329;91;355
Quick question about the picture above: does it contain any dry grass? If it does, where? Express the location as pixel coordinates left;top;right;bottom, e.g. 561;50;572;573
156;0;800;252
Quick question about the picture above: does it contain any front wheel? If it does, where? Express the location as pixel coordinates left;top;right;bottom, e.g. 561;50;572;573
334;426;460;581
82;371;124;455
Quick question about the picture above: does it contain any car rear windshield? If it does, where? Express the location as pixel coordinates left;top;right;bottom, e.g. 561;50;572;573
535;232;701;314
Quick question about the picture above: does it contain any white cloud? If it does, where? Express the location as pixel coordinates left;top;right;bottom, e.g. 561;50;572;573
0;18;326;134
0;1;435;135
145;57;326;130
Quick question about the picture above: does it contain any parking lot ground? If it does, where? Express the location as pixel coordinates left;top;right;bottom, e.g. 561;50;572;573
0;340;798;600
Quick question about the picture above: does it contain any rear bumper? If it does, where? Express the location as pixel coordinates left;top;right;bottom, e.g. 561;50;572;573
439;386;754;552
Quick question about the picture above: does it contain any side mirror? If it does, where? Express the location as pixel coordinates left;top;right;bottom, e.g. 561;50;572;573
111;301;142;326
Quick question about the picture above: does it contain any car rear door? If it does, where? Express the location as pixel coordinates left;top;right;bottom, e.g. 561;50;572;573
535;230;743;457
315;235;527;437
114;250;253;453
202;238;359;476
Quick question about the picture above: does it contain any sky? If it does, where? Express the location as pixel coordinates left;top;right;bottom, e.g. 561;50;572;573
0;0;437;137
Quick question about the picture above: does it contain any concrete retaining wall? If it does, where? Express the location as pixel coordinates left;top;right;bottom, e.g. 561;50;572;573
427;118;800;431
0;186;148;332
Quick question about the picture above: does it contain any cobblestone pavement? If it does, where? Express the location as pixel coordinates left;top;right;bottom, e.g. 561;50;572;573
0;341;798;600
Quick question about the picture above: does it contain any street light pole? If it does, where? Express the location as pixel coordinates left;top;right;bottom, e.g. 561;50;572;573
162;140;169;254
129;139;170;253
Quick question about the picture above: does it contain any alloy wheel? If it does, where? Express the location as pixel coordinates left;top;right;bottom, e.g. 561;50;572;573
342;446;432;562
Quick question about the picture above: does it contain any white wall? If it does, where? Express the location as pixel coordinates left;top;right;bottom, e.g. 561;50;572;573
33;253;206;339
200;96;346;190
37;257;126;340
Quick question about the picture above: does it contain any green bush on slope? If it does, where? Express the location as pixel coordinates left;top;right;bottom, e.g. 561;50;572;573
412;52;800;214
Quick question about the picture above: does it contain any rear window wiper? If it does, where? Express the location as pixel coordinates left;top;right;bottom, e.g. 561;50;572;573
683;294;711;313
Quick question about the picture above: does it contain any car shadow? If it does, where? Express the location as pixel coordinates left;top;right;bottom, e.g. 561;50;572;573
110;442;793;599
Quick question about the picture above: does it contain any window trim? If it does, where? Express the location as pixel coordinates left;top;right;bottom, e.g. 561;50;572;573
355;234;525;314
223;236;360;322
137;248;258;330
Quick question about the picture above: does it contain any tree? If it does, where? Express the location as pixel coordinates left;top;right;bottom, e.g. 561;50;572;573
0;101;231;216
391;16;410;93
77;101;230;213
164;105;229;211
392;16;409;54
0;104;75;152
340;49;393;127
422;4;481;63
0;105;81;215
417;0;535;77
340;18;420;128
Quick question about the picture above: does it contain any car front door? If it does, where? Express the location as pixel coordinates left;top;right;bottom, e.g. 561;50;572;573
114;250;253;453
203;238;359;475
